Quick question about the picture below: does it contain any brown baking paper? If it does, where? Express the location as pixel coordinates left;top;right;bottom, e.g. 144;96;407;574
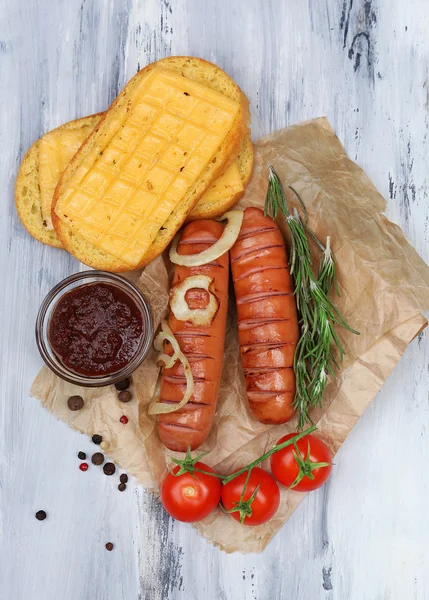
31;117;429;553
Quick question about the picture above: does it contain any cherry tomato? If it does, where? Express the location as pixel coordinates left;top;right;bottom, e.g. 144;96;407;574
270;433;332;492
161;462;221;523
221;467;280;526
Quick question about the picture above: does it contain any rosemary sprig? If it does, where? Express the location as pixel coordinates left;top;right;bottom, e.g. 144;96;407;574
265;165;359;428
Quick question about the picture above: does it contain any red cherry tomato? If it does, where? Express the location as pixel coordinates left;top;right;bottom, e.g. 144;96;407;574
270;433;332;492
161;462;221;522
221;467;280;526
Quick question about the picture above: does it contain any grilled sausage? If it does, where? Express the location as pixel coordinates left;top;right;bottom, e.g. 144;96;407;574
230;207;299;424
158;220;229;451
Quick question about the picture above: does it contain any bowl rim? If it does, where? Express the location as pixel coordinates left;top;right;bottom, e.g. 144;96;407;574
35;270;154;387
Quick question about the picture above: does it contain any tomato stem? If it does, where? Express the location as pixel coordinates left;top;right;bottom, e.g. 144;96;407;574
168;426;317;486
187;467;226;479
221;425;317;485
225;481;261;524
288;439;331;489
170;447;225;479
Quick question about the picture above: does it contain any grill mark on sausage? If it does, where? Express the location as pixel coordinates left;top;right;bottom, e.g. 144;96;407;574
246;391;289;399
241;341;297;350
233;265;286;281
243;366;295;374
159;399;211;408
236;291;293;305
184;354;214;361
241;342;297;354
237;226;277;240
231;244;284;263
174;331;212;338
163;375;207;384
179;236;219;245
241;342;295;351
158;421;202;432
238;317;292;330
179;261;225;269
246;387;295;394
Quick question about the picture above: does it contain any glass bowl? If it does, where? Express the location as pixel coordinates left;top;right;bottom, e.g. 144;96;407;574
35;271;154;387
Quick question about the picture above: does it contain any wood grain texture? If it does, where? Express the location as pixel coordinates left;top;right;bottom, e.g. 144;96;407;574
1;0;428;599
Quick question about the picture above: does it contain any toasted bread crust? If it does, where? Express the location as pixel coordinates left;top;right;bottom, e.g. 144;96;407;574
52;57;250;271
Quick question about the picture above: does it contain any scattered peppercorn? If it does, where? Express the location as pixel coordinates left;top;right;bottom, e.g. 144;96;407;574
35;510;47;521
118;390;132;403
115;378;130;391
119;415;128;424
103;463;116;476
78;451;86;460
120;474;128;484
92;434;102;445
118;483;126;492
105;542;114;551
91;452;104;466
68;395;84;411
79;463;89;472
100;441;110;451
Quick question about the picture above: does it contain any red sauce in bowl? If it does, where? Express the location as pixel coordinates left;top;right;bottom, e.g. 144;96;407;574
48;283;144;377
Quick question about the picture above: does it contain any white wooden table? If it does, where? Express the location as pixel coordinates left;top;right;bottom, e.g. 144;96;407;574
1;1;428;598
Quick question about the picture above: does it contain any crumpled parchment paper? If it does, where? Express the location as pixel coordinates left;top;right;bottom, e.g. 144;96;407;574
31;117;429;553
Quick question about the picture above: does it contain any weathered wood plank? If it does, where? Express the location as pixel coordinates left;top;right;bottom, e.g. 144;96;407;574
1;0;428;599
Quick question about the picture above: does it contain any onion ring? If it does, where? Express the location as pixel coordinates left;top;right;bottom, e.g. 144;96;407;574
170;275;218;326
169;209;244;267
148;319;194;415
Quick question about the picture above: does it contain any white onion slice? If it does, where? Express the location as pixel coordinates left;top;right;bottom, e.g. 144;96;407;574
169;209;244;267
148;319;194;415
170;275;218;326
153;330;180;368
157;352;177;370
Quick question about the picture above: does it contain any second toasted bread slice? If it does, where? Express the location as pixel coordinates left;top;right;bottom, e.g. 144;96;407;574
15;115;102;248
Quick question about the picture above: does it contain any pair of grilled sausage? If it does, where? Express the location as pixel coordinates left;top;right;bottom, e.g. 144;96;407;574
157;207;299;452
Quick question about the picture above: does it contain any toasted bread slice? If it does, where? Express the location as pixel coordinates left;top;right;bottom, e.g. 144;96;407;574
39;125;95;230
52;56;250;272
15;114;102;248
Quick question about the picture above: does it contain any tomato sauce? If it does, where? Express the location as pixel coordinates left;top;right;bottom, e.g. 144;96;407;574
48;283;144;376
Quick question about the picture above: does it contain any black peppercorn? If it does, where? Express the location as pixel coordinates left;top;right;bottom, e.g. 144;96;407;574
35;510;47;521
105;542;114;551
103;462;116;476
68;395;84;411
115;378;130;391
92;434;102;445
78;451;86;460
118;483;126;492
91;452;104;466
120;474;128;484
118;390;132;403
